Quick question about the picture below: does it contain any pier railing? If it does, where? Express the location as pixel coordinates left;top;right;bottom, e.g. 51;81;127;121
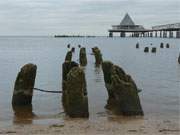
152;23;180;30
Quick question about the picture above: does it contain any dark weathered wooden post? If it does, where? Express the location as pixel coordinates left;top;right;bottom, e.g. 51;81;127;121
166;43;170;48
151;47;156;53
67;44;70;48
92;47;103;66
62;61;79;110
78;44;81;48
12;63;37;106
62;63;89;118
160;43;164;48
102;61;143;116
71;47;75;53
178;53;180;64
136;43;139;48
79;47;87;66
65;51;72;62
144;47;149;52
65;67;89;117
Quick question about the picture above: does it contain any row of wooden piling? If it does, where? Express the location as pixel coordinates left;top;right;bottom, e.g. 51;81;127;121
136;42;180;63
12;43;180;118
136;42;171;53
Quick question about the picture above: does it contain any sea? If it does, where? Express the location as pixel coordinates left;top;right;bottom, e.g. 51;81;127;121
0;36;179;127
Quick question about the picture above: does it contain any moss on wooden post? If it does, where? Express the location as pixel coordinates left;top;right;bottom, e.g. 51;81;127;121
64;67;89;118
65;51;72;62
62;61;79;110
79;47;87;66
92;47;103;66
71;47;75;53
102;61;143;116
67;44;70;48
12;63;37;106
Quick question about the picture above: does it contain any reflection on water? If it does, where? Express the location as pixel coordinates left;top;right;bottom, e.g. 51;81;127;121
12;105;36;124
93;65;102;83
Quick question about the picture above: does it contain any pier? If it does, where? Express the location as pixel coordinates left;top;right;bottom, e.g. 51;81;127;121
108;13;180;38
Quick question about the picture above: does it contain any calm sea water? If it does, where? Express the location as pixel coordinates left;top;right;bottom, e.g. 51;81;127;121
0;36;179;126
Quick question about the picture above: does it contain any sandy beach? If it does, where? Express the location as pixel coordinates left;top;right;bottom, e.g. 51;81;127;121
1;116;179;135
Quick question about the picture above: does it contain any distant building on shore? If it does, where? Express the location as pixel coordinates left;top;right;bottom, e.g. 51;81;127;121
108;13;180;38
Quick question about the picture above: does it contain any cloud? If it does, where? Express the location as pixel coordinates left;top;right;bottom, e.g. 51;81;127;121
0;0;179;35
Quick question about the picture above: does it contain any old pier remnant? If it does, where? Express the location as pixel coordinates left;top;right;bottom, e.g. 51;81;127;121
178;53;180;64
144;47;149;53
65;51;72;62
71;47;75;53
166;43;170;48
136;43;139;48
102;61;143;116
160;43;164;48
12;63;37;106
62;62;89;117
78;44;81;48
79;47;87;66
62;61;78;109
92;47;103;66
151;47;156;53
67;44;70;48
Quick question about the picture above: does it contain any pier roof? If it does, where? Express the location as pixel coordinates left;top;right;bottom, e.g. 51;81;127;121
109;13;147;32
120;13;135;26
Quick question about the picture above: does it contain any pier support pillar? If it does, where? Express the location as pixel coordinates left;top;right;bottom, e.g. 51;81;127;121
150;32;153;37
147;32;149;37
169;31;173;38
120;32;125;37
163;31;167;38
143;33;145;37
176;31;180;38
160;31;162;38
155;31;157;37
109;32;113;37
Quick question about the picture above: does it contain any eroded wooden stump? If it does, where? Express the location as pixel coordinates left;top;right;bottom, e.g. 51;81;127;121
136;43;139;48
160;43;164;48
62;65;89;118
92;47;103;66
62;61;79;110
79;47;87;66
12;63;37;106
151;47;156;53
102;61;143;116
144;47;149;53
166;43;170;48
65;51;72;62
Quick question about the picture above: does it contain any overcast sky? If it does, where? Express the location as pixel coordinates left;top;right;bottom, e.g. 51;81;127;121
0;0;179;36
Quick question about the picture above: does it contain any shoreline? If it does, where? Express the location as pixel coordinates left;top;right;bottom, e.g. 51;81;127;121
1;115;179;135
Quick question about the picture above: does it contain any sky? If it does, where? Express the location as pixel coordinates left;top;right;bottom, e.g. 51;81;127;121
0;0;180;36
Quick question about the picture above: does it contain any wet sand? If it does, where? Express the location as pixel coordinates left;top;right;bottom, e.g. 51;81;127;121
1;116;179;135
